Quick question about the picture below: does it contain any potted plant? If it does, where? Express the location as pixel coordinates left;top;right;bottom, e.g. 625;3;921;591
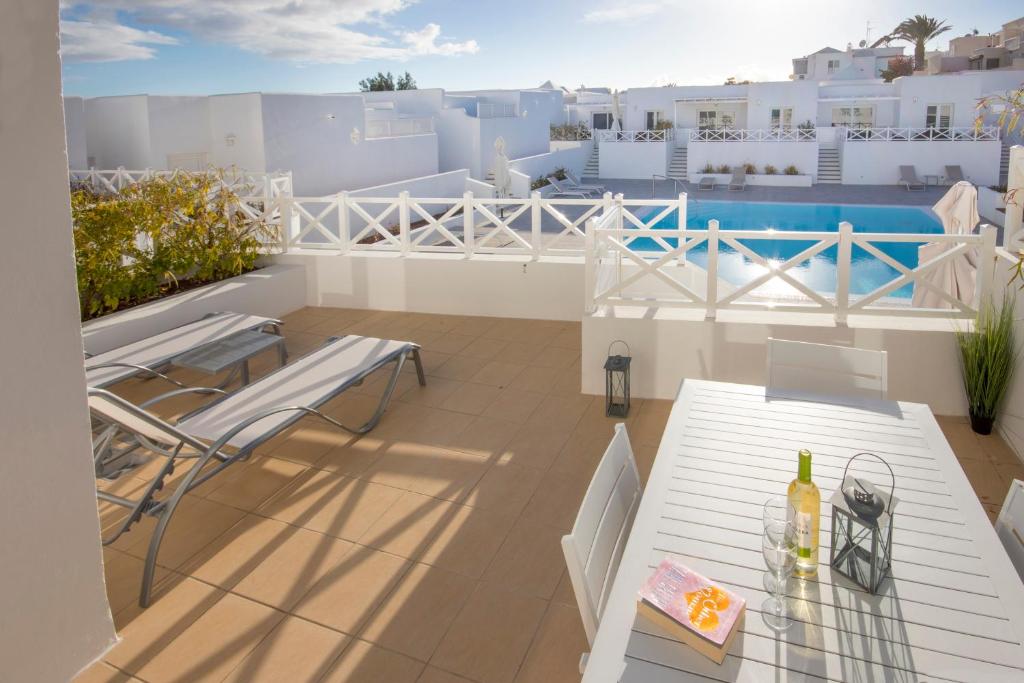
783;165;799;175
956;300;1016;434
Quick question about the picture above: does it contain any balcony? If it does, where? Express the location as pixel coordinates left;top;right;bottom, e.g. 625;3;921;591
845;126;1000;141
365;117;435;139
689;127;817;142
477;103;517;118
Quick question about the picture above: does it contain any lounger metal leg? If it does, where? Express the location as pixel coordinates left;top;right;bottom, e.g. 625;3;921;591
350;354;411;434
411;348;426;386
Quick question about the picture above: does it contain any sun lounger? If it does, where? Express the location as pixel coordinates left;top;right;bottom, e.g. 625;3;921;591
85;311;283;388
90;334;424;607
547;176;598;198
900;165;926;191
945;165;966;183
565;170;607;195
728;168;747;191
697;176;716;191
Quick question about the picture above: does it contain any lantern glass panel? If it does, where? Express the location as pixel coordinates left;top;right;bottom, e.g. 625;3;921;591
829;491;894;594
604;355;631;417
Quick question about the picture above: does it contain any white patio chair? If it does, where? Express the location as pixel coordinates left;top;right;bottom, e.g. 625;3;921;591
996;479;1024;582
85;311;284;389
766;338;888;400
565;170;607;195
547;176;599;198
697;176;716;191
945;165;966;184
899;165;926;191
561;423;642;674
728;168;747;191
90;334;424;607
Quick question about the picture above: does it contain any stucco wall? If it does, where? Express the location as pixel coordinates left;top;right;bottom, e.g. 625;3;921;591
63;96;88;169
1;2;117;679
599;141;670;179
840;139;1001;185
208;93;267;171
437;108;480;176
146;95;211;169
84;95;151;168
509;140;594;189
687;140;819;181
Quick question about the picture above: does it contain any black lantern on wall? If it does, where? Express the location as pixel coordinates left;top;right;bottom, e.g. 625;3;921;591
829;452;899;594
604;340;631;417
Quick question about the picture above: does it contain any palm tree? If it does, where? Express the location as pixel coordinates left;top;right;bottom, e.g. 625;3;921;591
874;15;951;70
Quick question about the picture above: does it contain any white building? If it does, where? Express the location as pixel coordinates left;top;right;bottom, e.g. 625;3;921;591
790;45;905;81
928;16;1024;75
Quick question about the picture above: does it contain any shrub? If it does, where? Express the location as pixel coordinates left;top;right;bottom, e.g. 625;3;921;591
72;170;272;320
653;119;674;131
957;300;1016;426
530;167;567;190
743;162;757;174
550;123;591;141
783;165;799;175
716;164;732;174
702;163;715;173
764;164;777;175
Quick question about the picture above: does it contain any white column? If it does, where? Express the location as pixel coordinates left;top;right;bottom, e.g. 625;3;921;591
531;191;542;259
1005;145;1024;250
705;219;719;320
463;191;475;258
836;222;854;325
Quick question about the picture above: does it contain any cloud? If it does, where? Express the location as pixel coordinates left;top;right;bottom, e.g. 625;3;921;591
583;2;670;23
59;1;479;64
59;18;178;62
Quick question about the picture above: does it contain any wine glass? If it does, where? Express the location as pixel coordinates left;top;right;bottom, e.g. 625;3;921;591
762;516;797;631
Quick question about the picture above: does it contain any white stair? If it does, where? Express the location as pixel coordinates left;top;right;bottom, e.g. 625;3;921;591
817;148;841;184
583;146;600;178
668;146;688;181
999;145;1010;187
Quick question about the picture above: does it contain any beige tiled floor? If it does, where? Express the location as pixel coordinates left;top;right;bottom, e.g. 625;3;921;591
79;307;1022;683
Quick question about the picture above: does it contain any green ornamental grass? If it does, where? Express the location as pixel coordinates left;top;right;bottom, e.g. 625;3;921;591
956;299;1017;420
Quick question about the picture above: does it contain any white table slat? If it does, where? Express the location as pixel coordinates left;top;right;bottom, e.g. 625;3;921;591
583;380;1024;683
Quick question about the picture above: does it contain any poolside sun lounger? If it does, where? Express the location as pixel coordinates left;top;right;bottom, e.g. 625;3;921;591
945;165;966;183
565;170;607;195
85;311;283;389
697;176;716;191
90;334;424;607
547;176;599;198
728;169;747;191
900;165;926;191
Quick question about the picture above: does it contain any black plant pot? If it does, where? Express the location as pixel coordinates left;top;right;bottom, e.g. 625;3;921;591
970;412;995;436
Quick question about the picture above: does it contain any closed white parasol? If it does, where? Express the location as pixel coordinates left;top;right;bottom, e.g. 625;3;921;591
911;181;980;309
492;136;511;198
612;90;623;132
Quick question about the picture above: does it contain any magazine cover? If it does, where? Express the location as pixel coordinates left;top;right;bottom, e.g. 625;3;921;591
638;558;745;646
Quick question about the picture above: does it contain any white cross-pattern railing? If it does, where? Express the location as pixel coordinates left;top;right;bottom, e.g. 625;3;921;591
689;128;817;142
70;167;293;200
585;206;999;323
478;103;517;118
365;118;434;139
845;126;1000;142
596;129;674;143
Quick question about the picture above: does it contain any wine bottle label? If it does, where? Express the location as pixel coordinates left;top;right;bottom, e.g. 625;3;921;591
794;511;812;559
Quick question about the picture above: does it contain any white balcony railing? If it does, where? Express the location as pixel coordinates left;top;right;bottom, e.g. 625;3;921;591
689;128;817;142
70;167;293;198
596;129;674;143
478;103;517;118
845;126;1000;142
365;118;434;139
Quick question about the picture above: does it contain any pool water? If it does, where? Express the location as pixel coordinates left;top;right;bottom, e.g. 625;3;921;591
637;201;943;299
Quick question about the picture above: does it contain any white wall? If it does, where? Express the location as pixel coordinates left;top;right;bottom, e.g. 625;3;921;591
360;88;445;117
896;70;1024;127
437;109;480;176
479;113;551;181
841;140;1001;185
687;140;819;181
746;81;819;128
599;141;670;179
1;2;117;679
145;95;211;169
625;84;749;130
63;96;87;168
208;93;267;171
84;95;151;168
509;140;594;191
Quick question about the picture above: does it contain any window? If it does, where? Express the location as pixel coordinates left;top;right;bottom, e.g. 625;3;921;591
925;104;953;129
770;107;793;130
645;111;663;130
697;110;717;130
827;59;841;73
592;112;613;130
985;57;1000;70
831;106;873;128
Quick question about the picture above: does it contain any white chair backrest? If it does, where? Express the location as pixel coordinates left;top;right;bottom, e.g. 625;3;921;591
996;479;1024;582
767;338;888;400
561;424;642;646
87;390;185;447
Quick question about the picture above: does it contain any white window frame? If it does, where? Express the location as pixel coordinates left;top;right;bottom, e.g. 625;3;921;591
827;59;841;73
831;105;874;128
770;107;794;130
925;103;953;129
697;109;717;130
645;110;663;130
592;112;613;130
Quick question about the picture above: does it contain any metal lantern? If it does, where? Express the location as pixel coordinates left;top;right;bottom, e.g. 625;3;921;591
829;452;900;594
604;340;631;417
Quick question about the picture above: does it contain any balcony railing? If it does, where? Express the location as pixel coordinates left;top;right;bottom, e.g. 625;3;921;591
70;167;293;198
690;128;817;142
478;103;517;118
365;118;434;139
596;129;674;142
845;126;1000;141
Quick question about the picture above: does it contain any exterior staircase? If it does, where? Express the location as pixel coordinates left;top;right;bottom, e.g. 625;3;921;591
583;145;600;178
1000;144;1011;187
817;147;841;184
668;146;688;181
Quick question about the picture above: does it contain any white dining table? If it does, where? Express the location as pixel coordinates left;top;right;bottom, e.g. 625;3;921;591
583;379;1024;682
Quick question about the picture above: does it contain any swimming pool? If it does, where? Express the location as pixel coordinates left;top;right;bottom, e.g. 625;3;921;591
636;201;943;299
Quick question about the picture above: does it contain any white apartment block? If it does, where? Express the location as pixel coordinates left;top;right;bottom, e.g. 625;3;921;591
791;45;906;81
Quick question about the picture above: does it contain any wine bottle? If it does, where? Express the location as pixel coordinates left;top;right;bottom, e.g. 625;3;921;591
787;448;820;578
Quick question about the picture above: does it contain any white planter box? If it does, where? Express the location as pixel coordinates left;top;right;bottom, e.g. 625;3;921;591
690;173;813;188
978;186;1006;227
81;263;307;355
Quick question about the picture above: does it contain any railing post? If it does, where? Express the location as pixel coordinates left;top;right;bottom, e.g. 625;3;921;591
463;191;475;258
677;193;688;265
337;192;350;253
705;219;719;320
531;191;543;259
976;224;999;311
399;191;411;255
280;195;294;252
116;165;126;191
836;221;853;326
584;218;597;313
614;193;624;230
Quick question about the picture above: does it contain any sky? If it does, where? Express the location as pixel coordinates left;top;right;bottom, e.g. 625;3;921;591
60;0;1022;97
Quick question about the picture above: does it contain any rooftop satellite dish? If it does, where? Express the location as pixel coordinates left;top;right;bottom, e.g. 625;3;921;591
859;39;867;48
